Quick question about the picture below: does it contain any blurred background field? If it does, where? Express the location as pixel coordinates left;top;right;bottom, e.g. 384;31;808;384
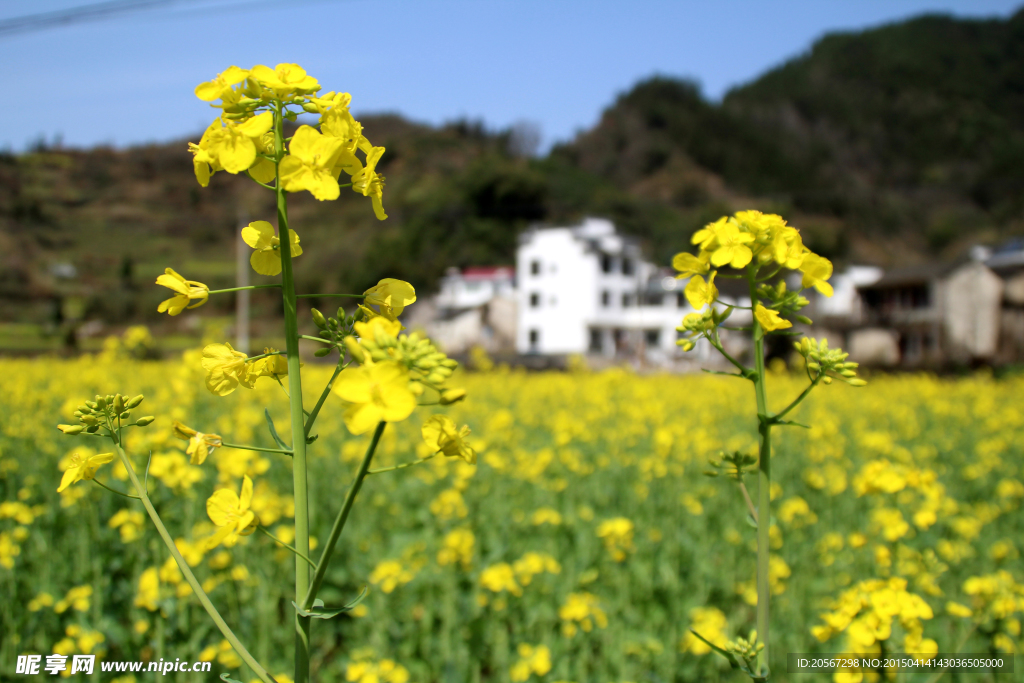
1;354;1021;682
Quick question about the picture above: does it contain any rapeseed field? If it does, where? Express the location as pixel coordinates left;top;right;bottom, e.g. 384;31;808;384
1;356;1022;682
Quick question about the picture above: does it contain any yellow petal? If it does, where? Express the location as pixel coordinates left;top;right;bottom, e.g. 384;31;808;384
207;489;240;527
250;250;282;276
239;475;253;510
241;220;274;249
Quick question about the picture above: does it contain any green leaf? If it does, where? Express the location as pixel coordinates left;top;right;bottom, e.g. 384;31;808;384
265;409;289;450
775;419;810;429
292;587;369;619
220;674;244;683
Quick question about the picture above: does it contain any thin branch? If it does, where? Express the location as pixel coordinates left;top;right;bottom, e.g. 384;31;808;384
208;285;281;295
773;374;823;422
257;526;315;568
304;363;346;437
91;478;140;500
738;480;758;522
221;442;293;456
368;452;439;475
295;293;365;299
244;170;275;190
299;335;332;345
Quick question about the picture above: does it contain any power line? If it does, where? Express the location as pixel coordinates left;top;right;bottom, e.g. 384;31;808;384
0;0;202;37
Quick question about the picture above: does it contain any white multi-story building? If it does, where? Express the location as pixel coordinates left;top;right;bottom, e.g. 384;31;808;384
516;217;726;362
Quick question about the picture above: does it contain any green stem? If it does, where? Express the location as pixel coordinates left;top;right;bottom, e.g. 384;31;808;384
257;526;315;568
303;421;385;610
748;271;772;679
773;374;822;422
91;478;140;499
221;442;293;456
274;100;312;683
368;452;438;475
299;335;333;345
208;285;281;295
709;335;753;377
304;363;345;438
112;444;276;683
295;293;365;299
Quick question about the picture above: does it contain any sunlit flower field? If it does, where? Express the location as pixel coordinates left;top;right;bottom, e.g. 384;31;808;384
1;355;1022;682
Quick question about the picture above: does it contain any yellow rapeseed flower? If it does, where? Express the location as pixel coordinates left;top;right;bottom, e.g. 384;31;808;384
799;253;834;297
363;279;417;318
684;272;718;310
155;268;209;315
249;63;319;96
754;304;792;332
172;421;223;465
279;125;347;201
672;251;710;279
350;144;388;220
240;220;302;277
194;66;249;102
201;342;257;396
57;451;114;492
706;219;755;268
509;644;551;682
335;361;417;435
596;517;635;562
422;415;476;464
205;475;258;550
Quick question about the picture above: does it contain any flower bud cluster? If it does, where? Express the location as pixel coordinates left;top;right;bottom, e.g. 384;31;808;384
794;338;866;386
362;331;459;387
58;394;153;436
725;630;764;663
704;451;758;481
311;306;357;358
756;281;812;324
675;307;733;352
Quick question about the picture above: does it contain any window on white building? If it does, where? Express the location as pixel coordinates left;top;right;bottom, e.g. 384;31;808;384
601;290;610;307
529;329;540;350
601;254;613;273
622;293;634;308
645;329;661;348
588;328;602;353
645;293;663;306
530;292;540;308
530;260;541;276
622;258;635;276
677;292;686;308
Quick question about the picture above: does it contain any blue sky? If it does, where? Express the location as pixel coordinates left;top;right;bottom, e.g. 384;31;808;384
0;0;1020;153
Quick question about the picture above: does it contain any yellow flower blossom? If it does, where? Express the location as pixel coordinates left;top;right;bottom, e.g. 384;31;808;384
706;219;756;268
480;562;522;596
350;144;387;220
189;113;273;182
437;528;475;569
108;509;145;542
346;658;410;683
57;451;114;492
596;517;635;562
155;268;209;315
559;592;608;636
680;606;728;654
279;125;347;201
799;253;834;297
194;66;249;102
172;421;223;465
363;279;417;317
684;272;718;310
249;63;319;96
422;415;476;464
672;251;710;279
201;342;257;396
509;644;551;682
369;559;416;593
54;585;92;613
335;361;417;435
240;220;303;277
754;304;792;332
205;475;258;550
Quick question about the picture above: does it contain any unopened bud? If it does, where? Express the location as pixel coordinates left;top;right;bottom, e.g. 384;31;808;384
302;103;320;114
95;397;106;410
311;308;327;329
57;424;84;435
795;316;813;325
125;395;144;409
439;388;467;405
113;394;125;412
134;416;156;427
336;306;346;319
314;347;332;357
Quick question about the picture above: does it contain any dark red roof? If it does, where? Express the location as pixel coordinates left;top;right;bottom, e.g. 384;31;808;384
462;266;514;279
